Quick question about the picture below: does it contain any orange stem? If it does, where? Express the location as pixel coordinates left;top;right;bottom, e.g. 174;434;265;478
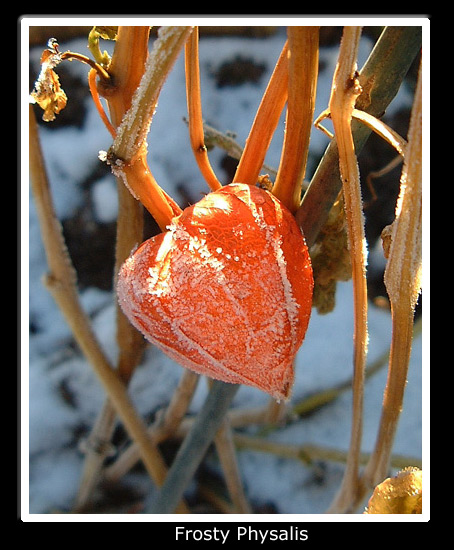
104;26;181;230
272;27;319;213
233;41;289;186
185;27;222;191
88;68;117;138
106;26;151;125
116;153;181;230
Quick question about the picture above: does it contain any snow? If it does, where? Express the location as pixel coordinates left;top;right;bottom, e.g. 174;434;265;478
24;26;424;519
92;174;119;223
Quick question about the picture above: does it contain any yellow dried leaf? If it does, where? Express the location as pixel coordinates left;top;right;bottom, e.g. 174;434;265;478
365;467;422;514
30;44;67;122
92;26;118;41
88;26;118;66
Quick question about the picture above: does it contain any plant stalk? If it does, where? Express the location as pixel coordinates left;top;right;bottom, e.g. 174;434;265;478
232;40;289;186
185;27;222;191
324;26;368;514
272;27;319;213
102;26;190;230
74;26;150;511
360;60;422;502
297;25;422;247
147;381;240;513
29;104;188;513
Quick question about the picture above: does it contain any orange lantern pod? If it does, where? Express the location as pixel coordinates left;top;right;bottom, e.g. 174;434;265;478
117;183;313;401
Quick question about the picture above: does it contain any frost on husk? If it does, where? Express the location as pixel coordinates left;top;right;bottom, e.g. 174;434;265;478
117;184;313;401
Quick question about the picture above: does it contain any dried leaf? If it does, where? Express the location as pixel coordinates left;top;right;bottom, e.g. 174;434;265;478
311;195;352;314
365;467;422;514
30;43;67;122
88;26;118;66
92;26;118;41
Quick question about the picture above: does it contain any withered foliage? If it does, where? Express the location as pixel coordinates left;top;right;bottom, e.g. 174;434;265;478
365;467;422;514
30;40;67;122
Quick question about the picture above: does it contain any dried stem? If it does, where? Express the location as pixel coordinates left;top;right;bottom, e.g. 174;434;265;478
315;107;407;157
360;61;422;500
29;104;187;513
297;25;422;247
74;27;150;511
325;26;368;514
103;369;200;483
232;40;289;186
73;401;118;510
185;27;222;191
73;184;148;510
233;434;421;471
214;417;252;513
272;27;319;213
204;122;277;178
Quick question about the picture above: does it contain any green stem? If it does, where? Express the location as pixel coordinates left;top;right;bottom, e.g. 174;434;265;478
147;381;240;513
297;25;422;247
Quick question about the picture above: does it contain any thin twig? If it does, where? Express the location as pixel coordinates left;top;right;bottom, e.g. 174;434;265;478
88;68;117;138
29;104;188;513
103;369;200;483
60;50;111;81
74;27;149;511
315;108;407;157
293;340;393;418
233;434;422;471
214;417;252;513
73;401;118;511
365;155;403;204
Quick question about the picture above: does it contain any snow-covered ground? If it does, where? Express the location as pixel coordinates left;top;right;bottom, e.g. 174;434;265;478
24;24;425;519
